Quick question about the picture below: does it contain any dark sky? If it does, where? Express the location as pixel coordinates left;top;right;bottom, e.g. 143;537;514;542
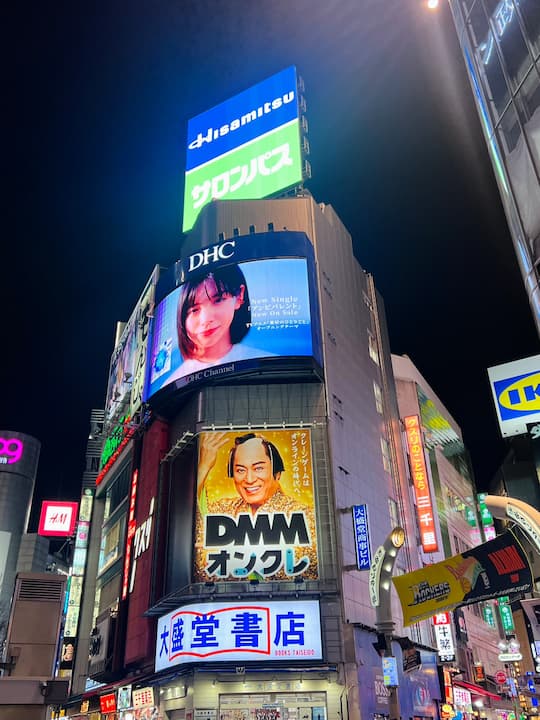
4;1;538;529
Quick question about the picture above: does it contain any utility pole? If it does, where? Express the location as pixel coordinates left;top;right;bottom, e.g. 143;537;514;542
369;527;406;720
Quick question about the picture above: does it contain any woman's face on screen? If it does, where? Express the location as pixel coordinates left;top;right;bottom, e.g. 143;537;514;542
185;277;244;360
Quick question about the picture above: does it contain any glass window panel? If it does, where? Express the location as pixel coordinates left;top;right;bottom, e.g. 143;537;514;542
517;66;540;123
499;102;522;152
482;39;512;118
518;0;540;55
468;1;490;45
497;2;532;86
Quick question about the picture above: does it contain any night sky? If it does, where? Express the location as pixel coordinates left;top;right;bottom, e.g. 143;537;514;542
4;1;538;529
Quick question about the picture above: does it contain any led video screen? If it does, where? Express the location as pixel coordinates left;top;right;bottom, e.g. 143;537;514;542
146;234;317;399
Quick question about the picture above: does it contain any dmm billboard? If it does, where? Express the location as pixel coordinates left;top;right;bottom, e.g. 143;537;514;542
194;428;318;582
145;231;320;401
183;66;303;232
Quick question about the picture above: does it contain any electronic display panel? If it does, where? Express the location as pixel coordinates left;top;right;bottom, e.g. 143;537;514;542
183;66;303;232
194;428;318;583
145;232;320;401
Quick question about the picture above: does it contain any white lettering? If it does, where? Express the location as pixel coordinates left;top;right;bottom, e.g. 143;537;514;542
187;240;236;272
187;91;296;150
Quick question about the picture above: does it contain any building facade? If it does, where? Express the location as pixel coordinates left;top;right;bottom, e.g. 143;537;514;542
0;430;40;653
447;0;540;333
62;196;444;720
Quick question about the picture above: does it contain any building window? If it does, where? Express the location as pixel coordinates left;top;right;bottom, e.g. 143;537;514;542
98;517;124;575
249;224;256;234
368;332;379;365
233;227;240;237
373;381;383;414
218;232;225;241
389;497;400;528
267;222;274;231
380;437;391;473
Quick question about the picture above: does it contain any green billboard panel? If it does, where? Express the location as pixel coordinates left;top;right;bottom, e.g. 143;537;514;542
183;120;303;232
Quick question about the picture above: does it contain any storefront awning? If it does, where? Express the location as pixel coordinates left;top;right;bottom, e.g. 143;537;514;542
453;680;501;700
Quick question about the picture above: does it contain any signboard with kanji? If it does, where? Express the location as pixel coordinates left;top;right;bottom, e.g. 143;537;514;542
352;504;372;570
155;600;322;671
403;416;438;553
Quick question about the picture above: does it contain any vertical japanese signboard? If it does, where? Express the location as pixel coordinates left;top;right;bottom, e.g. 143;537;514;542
194;428;318;582
433;612;456;662
155;600;322;671
352;504;372;570
404;416;438;553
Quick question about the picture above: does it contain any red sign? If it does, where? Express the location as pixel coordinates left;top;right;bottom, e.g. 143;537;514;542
433;612;451;625
495;671;507;684
99;693;117;713
38;501;78;537
121;469;139;600
404;416;438;553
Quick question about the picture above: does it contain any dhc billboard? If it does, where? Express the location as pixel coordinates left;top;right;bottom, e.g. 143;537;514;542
183;66;303;232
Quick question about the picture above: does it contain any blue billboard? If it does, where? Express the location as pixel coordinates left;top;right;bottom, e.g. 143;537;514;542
183;66;303;232
145;232;321;400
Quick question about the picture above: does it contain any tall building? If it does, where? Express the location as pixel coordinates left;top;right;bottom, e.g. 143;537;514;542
392;355;505;697
447;0;540;333
0;431;40;651
62;195;447;720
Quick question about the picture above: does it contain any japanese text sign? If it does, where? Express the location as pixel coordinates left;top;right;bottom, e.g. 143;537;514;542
183;66;302;232
404;416;438;553
132;686;154;708
38;501;78;537
433;612;455;662
99;693;116;713
155;600;322;671
352;504;372;570
194;428;318;583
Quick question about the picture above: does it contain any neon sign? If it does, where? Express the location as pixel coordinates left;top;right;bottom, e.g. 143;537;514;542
121;469;138;600
478;0;515;65
404;415;439;553
0;437;24;465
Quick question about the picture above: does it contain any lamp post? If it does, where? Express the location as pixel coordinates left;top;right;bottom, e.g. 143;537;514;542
369;527;406;720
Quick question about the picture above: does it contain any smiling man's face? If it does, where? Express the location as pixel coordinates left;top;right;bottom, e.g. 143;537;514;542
232;438;281;508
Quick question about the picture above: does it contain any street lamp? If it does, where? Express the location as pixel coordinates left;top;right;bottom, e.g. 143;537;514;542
369;527;406;720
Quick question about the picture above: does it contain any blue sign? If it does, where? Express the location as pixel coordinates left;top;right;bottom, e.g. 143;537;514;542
352;504;372;570
186;66;299;171
155;600;322;671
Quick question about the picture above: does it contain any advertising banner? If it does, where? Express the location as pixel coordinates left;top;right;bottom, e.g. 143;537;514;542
38;501;78;537
146;232;319;401
352;504;372;570
403;416;438;553
393;530;532;626
155;600;322;671
194;428;317;582
488;354;540;437
183;65;302;231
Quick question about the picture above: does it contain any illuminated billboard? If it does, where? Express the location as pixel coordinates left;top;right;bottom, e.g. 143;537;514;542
194;428;318;582
155;600;322;671
392;530;532;626
183;66;303;232
38;501;78;537
145;232;320;400
403;416;438;554
104;266;159;425
488;354;540;437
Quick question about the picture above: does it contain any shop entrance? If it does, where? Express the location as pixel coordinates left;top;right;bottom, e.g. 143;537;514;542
219;691;327;720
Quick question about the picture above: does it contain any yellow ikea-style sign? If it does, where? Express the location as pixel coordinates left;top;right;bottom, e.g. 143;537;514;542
497;371;540;413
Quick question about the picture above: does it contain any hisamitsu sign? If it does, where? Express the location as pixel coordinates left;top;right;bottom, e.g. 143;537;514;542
183;66;303;232
155;600;322;671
